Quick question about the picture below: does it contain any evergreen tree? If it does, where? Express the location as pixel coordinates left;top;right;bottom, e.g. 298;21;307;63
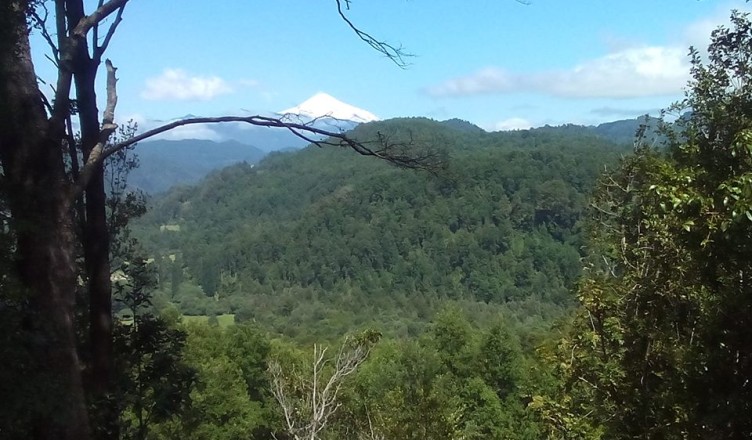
536;11;752;439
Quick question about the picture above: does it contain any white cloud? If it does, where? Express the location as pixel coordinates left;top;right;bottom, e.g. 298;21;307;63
428;46;689;99
553;47;688;98
141;69;233;101
682;3;752;51
494;117;532;131
428;5;752;101
430;67;514;96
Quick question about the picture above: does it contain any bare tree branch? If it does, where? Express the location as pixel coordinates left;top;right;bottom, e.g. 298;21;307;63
336;0;412;67
73;59;118;198
46;0;128;132
70;0;130;39
30;4;60;65
93;2;126;62
92;0;103;59
50;0;74;128
73;112;444;197
269;334;378;440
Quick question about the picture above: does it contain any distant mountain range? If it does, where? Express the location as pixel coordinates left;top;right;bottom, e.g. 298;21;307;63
136;93;373;152
590;116;662;145
127;139;266;194
126;93;663;194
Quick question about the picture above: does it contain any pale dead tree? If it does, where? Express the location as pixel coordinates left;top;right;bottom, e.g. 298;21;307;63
0;1;447;439
269;333;380;440
357;407;386;440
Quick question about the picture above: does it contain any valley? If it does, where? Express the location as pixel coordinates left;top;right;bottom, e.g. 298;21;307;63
3;3;750;439
131;117;631;342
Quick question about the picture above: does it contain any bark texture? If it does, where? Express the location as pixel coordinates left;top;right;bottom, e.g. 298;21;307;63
0;2;90;438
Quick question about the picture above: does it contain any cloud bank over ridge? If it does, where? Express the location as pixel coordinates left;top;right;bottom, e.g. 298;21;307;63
427;46;689;99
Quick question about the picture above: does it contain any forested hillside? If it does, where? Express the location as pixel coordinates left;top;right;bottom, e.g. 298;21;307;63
133;118;629;340
128;139;266;193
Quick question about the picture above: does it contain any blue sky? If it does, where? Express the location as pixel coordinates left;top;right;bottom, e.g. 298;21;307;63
31;0;752;131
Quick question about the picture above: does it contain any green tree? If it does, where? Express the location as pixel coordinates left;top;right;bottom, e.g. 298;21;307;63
111;257;196;440
352;340;464;440
157;323;271;440
477;323;522;400
339;312;536;440
537;11;752;439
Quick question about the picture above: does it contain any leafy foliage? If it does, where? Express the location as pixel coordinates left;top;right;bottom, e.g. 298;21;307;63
536;11;752;439
333;309;538;440
110;257;196;440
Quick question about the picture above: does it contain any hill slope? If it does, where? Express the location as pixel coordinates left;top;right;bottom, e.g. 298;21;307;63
128;139;266;194
133;118;630;339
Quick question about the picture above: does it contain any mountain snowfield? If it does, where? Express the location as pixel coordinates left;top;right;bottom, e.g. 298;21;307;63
136;92;377;146
279;92;379;123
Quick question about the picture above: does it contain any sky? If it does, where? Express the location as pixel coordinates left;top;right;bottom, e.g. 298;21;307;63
30;0;752;132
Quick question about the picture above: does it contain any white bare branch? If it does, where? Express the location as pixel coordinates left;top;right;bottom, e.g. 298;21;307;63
269;336;376;440
73;59;118;198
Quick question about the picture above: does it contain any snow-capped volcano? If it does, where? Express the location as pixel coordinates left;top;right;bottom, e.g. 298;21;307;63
279;92;379;123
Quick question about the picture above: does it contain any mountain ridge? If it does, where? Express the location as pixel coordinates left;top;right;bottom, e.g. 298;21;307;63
127;115;662;194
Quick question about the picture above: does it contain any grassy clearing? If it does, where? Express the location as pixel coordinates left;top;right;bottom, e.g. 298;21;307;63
182;313;236;328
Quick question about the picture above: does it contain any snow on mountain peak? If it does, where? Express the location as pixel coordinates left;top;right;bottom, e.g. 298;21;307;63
279;92;379;123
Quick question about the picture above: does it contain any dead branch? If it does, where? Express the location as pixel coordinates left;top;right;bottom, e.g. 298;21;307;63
93;2;126;62
269;336;374;440
71;0;130;39
73;59;118;198
50;0;73;128
358;407;385;440
73;112;444;199
337;0;530;68
336;0;412;67
30;4;59;65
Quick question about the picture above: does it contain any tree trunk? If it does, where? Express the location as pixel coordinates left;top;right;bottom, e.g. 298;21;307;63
0;2;90;439
77;58;117;439
65;0;117;434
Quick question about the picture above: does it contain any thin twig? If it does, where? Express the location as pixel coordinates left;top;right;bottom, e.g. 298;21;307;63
30;5;60;65
94;3;126;62
335;0;412;68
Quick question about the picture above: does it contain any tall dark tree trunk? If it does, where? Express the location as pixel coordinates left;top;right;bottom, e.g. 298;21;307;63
66;1;117;435
84;169;115;438
0;2;90;438
77;62;113;395
77;61;117;439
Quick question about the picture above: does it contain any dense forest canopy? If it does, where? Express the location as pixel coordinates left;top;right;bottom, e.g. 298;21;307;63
132;118;630;340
